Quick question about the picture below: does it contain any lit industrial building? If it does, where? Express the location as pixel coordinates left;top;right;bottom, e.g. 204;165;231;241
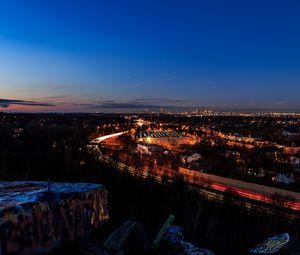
138;130;194;148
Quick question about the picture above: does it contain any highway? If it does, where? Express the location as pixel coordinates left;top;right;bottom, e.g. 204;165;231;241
88;133;300;220
90;131;128;144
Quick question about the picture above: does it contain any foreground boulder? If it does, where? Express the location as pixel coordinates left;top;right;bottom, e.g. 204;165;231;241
180;241;215;255
162;225;185;245
49;239;110;255
0;181;109;255
103;221;151;255
157;225;215;255
250;233;300;254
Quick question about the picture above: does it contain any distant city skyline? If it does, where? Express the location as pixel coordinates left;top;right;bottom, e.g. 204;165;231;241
0;1;300;112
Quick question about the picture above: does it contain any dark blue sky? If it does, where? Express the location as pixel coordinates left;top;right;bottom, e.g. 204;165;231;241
0;0;300;112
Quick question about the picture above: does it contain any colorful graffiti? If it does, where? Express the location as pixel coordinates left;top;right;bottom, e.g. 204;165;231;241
250;233;290;254
162;225;184;245
181;241;215;255
0;181;109;255
153;214;175;250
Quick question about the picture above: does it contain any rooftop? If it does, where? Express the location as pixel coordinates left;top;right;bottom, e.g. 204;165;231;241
140;130;185;139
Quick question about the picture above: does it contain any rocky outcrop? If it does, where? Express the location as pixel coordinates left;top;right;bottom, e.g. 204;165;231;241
49;239;110;255
250;233;300;255
49;220;216;255
157;224;214;255
0;181;109;255
103;221;151;255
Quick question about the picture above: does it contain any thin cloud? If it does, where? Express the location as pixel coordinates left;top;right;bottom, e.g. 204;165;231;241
276;101;288;105
0;99;55;108
74;97;191;110
35;95;69;100
133;97;189;104
90;102;160;109
158;76;177;82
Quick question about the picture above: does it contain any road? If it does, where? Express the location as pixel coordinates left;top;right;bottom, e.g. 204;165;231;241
89;132;300;220
90;131;128;144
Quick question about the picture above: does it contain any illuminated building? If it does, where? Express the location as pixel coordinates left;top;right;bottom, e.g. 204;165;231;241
138;130;194;148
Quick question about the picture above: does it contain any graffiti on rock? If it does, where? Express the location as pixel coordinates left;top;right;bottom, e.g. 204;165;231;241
250;233;290;254
0;182;109;255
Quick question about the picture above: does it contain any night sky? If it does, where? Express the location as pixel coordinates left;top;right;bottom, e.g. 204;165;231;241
0;0;300;112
